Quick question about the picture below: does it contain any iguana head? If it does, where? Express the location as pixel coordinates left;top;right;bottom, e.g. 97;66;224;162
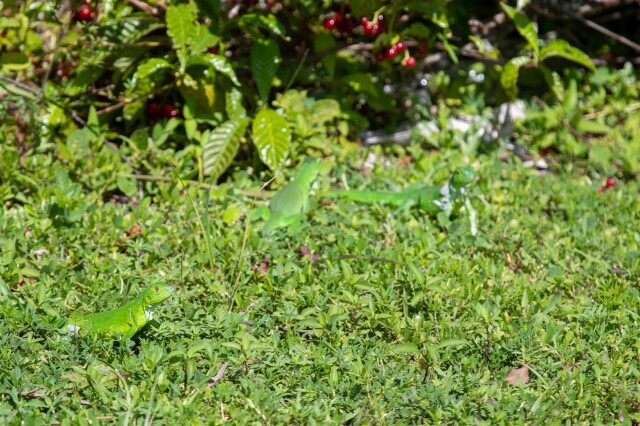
450;165;475;190
140;283;175;306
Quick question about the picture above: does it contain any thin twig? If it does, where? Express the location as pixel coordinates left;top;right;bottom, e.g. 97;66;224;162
530;3;640;53
0;76;41;97
126;0;165;16
207;363;229;387
95;85;172;116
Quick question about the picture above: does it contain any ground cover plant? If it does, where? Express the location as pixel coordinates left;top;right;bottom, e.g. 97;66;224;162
2;149;640;423
2;0;640;423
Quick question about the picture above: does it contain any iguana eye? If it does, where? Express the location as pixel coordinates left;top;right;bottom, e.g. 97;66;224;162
154;286;159;292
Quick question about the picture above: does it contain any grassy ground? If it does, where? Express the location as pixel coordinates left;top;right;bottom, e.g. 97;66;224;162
1;151;639;424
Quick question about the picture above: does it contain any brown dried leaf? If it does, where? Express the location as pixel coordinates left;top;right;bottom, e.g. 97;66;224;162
505;365;529;387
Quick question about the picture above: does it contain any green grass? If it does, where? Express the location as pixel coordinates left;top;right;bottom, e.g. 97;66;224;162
1;151;639;424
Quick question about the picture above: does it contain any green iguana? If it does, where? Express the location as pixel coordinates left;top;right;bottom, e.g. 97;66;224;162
325;165;478;235
67;283;174;339
262;159;329;236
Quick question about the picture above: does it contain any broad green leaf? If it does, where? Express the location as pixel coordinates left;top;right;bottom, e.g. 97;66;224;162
226;88;246;119
500;56;532;99
437;339;469;349
103;15;164;44
562;79;578;115
251;39;280;102
222;205;241;224
540;66;564;101
66;128;92;159
438;34;459;63
0;52;29;71
134;58;172;82
87;106;99;129
184;119;198;140
252;108;291;170
202;118;250;180
117;176;137;197
540;39;595;71
311;99;341;124
576;119;610;135
391;343;420;354
190;25;220;54
501;2;539;57
205;55;240;86
238;14;285;38
166;3;198;48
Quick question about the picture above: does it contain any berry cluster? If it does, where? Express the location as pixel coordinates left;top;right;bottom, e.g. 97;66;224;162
323;11;358;34
146;103;181;121
322;7;428;69
376;40;417;68
598;177;616;193
360;15;384;36
74;1;97;22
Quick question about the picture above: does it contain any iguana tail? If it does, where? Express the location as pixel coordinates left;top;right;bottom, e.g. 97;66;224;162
325;189;413;206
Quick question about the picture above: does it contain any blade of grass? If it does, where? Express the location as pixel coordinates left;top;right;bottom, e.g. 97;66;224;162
228;175;276;310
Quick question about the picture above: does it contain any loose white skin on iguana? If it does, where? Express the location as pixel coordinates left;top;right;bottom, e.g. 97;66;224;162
67;283;174;340
262;160;324;236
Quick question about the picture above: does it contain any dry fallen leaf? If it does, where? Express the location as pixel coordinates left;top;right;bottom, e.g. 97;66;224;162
505;365;529;387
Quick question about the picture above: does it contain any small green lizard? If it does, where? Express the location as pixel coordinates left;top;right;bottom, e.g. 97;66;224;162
262;158;329;236
67;283;175;339
325;165;478;234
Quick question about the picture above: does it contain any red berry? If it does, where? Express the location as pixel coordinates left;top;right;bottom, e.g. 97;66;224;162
375;51;386;62
376;14;385;24
606;177;616;188
207;46;219;54
405;56;417;68
323;17;337;30
74;5;94;21
360;16;369;26
333;12;344;24
163;104;180;119
146;103;161;120
385;47;398;59
395;41;406;52
369;23;380;36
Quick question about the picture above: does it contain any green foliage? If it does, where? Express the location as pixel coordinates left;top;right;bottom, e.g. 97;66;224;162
499;2;595;99
1;149;640;423
517;64;640;172
202;118;251;180
252;108;292;170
